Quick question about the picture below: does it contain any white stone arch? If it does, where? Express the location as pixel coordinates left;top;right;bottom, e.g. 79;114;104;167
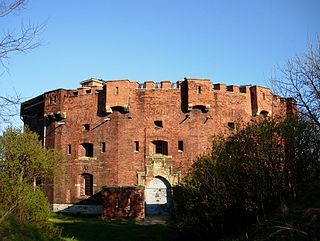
145;176;172;216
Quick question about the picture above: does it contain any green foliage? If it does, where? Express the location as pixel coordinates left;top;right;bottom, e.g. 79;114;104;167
173;117;320;240
0;127;62;183
0;127;64;240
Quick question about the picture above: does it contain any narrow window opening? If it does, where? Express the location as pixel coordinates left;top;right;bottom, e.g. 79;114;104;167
262;92;266;100
178;140;184;152
101;142;106;153
134;141;139;152
83;124;90;131
35;177;42;186
196;85;201;94
154;120;163;128
81;143;94;157
81;173;93;196
115;87;119;95
227;122;235;130
67;144;72;155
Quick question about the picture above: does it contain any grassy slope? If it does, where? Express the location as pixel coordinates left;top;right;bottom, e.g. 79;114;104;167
50;214;178;241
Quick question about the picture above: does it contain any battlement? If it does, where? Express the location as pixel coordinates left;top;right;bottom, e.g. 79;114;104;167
27;77;294;119
70;78;263;95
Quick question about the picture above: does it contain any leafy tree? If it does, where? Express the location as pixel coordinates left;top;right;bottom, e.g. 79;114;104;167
0;127;63;239
173;117;320;240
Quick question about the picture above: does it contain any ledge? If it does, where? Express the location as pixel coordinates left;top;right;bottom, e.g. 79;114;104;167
78;156;97;161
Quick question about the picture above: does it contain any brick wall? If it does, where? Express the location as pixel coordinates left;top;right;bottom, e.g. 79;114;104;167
21;77;294;206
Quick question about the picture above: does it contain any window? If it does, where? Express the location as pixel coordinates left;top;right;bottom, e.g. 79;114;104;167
101;142;106;153
86;89;91;94
83;124;90;131
227;122;235;130
260;110;269;117
35;177;42;187
154;120;163;128
134;141;139;152
196;85;201;94
73;91;78;96
81;143;94;157
262;92;266;100
81;173;93;196
115;87;119;95
67;144;72;155
153;140;168;155
178;141;184;152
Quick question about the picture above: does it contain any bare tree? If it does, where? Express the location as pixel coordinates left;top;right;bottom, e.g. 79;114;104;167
0;0;44;124
271;38;320;128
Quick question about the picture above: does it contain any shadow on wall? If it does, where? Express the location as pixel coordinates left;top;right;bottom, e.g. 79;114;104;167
56;191;104;216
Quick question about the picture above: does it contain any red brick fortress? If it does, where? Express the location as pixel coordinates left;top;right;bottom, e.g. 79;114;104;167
20;77;294;216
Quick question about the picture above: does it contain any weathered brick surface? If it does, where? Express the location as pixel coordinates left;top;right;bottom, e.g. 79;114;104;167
102;186;144;219
20;77;294;206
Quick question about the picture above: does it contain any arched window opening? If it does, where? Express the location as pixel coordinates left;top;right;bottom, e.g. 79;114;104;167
260;110;269;117
81;173;93;196
152;140;168;155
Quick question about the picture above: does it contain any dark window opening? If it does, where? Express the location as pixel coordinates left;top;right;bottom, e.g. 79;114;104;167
227;122;235;130
82;173;93;196
86;89;91;94
178;141;184;152
81;143;94;157
101;142;106;153
83;124;90;131
111;106;129;114
260;110;269;117
115;87;119;95
154;120;163;128
196;85;201;94
67;144;72;155
153;140;168;155
262;92;266;100
134;141;139;152
73;91;78;96
35;177;42;186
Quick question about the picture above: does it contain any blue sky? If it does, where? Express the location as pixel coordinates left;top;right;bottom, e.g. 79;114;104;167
1;0;320;126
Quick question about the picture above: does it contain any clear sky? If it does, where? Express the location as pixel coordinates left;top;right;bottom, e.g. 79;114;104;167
1;0;320;126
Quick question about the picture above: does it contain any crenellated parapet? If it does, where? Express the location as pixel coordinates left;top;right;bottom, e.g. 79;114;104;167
35;77;295;122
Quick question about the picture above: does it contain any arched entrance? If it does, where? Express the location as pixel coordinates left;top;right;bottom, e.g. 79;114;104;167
145;176;172;216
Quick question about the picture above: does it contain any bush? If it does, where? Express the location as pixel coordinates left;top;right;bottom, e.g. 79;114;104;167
173;117;320;240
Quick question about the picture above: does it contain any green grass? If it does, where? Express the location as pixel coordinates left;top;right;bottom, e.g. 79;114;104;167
49;214;178;241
